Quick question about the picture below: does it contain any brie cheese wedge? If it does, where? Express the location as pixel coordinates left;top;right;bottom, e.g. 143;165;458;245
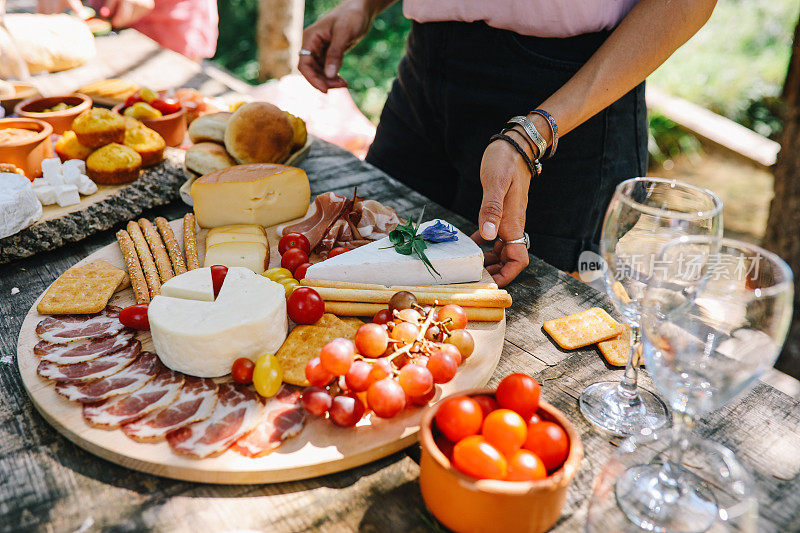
0;173;42;239
160;267;214;301
305;219;483;286
148;267;288;377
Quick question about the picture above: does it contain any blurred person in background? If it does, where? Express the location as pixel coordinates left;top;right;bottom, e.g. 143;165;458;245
299;0;717;287
38;0;218;60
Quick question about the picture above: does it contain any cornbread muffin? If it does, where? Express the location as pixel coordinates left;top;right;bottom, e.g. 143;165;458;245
123;120;165;167
72;107;125;148
54;130;94;161
286;112;308;151
224;102;293;164
86;143;142;184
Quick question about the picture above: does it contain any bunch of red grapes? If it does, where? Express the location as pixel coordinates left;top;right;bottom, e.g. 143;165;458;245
301;291;476;427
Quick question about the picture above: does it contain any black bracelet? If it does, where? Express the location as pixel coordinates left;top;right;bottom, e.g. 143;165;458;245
529;109;559;159
490;133;541;178
501;126;537;159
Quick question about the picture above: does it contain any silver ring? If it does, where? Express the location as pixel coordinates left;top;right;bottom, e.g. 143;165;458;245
299;49;313;56
504;233;530;249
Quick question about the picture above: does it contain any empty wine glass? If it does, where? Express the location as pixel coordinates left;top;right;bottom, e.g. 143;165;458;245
580;178;723;436
587;237;794;532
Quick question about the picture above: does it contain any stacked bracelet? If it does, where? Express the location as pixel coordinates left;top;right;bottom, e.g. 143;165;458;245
529;109;559;159
506;116;547;158
489;133;541;178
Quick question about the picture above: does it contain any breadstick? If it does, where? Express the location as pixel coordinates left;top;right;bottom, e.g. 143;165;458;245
310;286;512;308
323;301;505;322
155;217;187;275
183;213;200;270
127;221;161;297
300;278;500;293
116;230;149;304
139;218;174;282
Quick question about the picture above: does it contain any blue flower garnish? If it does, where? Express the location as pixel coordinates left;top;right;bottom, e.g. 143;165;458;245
420;220;458;243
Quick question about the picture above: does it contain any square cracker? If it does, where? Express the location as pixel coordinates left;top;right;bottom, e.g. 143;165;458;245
37;261;125;315
277;313;360;386
597;325;630;366
543;307;623;350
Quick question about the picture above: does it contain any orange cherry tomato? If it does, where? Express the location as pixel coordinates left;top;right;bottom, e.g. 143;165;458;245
481;408;528;457
453;435;508;480
434;396;483;443
495;373;541;420
523;420;570;473
506;449;547;481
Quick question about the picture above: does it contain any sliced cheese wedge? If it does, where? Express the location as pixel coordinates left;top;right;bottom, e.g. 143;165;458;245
208;224;267;237
206;231;267;248
204;241;269;274
160;267;214;301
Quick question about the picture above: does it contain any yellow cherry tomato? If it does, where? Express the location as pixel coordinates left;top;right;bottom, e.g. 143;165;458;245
279;278;300;297
139;87;158;103
252;353;283;398
263;267;294;282
124;101;162;120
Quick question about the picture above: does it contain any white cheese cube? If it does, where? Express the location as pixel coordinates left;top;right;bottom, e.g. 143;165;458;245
41;158;63;184
32;178;49;188
55;184;80;207
161;267;215;301
62;159;86;175
34;185;57;205
62;163;81;185
77;174;98;195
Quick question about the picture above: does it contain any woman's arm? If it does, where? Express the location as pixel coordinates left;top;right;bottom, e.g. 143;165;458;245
477;0;718;286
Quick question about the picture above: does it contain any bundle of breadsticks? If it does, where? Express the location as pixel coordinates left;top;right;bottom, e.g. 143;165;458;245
298;279;512;321
116;213;200;304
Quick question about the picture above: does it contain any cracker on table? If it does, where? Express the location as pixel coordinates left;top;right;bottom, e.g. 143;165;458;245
277;313;359;386
597;325;630;366
37;261;125;315
542;307;623;350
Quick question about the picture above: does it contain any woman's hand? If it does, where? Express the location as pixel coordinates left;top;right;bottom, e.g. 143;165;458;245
471;134;532;287
105;0;154;28
37;0;84;15
298;0;379;93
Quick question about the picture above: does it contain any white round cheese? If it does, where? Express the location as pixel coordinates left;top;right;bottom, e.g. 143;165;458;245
148;267;287;377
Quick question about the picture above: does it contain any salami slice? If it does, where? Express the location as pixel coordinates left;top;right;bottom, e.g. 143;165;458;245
231;385;306;458
35;330;135;364
83;366;185;429
37;340;141;383
122;376;218;442
166;382;263;459
36;306;125;343
56;351;159;403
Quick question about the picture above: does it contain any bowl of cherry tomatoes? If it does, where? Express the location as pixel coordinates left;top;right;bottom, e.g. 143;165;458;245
112;88;186;147
419;374;583;533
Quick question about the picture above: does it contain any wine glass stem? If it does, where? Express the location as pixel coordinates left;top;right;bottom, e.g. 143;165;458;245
617;322;642;401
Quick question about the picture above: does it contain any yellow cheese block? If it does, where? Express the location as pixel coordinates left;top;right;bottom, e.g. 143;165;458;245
206;232;267;248
204;241;269;274
191;163;311;228
207;224;266;237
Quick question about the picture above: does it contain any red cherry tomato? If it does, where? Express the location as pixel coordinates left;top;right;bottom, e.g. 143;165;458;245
373;308;393;325
495;373;541;420
231;357;255;384
506;449;547;481
473;395;499;418
328;246;349;258
434;396;483;443
123;93;142;108
523;420;570;473
287;286;324;324
293;262;312;281
119;303;149;330
453;435;508;480
210;265;228;298
149;97;181;115
281;248;309;274
279;233;311;255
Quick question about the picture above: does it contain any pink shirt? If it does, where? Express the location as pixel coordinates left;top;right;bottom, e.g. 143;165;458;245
403;0;640;38
133;0;218;59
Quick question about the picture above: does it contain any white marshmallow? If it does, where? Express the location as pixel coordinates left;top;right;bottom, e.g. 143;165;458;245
62;163;81;185
55;184;80;207
77;174;98;195
41;158;63;184
34;185;57;205
62;159;86;175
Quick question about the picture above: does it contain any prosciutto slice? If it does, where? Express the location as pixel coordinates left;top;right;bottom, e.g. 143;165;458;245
281;192;349;249
122;377;218;442
36;306;125;344
35;330;136;364
37;340;141;383
56;351;159;403
231;385;305;458
83;366;184;429
167;382;263;458
353;199;401;240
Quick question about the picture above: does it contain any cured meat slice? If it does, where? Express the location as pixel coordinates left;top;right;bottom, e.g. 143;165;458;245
231;385;305;458
122;376;218;442
166;382;263;458
83;366;184;429
37;340;141;382
55;351;158;403
281;192;349;249
36;306;125;343
35;330;136;364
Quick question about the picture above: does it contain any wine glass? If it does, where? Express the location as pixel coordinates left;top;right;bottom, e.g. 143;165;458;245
579;177;723;436
587;237;794;532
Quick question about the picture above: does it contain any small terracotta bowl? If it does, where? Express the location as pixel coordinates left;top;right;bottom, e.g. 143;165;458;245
0;118;54;178
0;82;40;115
15;93;92;135
419;388;583;533
112;103;186;147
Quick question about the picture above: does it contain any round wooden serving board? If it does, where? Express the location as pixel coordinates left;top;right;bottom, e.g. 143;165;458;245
17;218;505;484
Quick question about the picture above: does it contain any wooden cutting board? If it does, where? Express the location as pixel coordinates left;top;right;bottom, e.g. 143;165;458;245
16;218;505;484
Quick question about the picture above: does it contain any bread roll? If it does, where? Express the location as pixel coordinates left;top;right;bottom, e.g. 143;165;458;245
286;112;308;151
187;112;231;144
185;142;236;175
3;14;95;74
224;102;293;164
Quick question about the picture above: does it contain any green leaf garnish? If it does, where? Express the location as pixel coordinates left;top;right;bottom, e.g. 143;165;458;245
386;206;441;277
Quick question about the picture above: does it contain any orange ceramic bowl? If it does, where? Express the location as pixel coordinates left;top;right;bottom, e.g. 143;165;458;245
113;103;186;147
0;82;40;115
419;388;583;533
15;93;92;135
0;118;54;179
